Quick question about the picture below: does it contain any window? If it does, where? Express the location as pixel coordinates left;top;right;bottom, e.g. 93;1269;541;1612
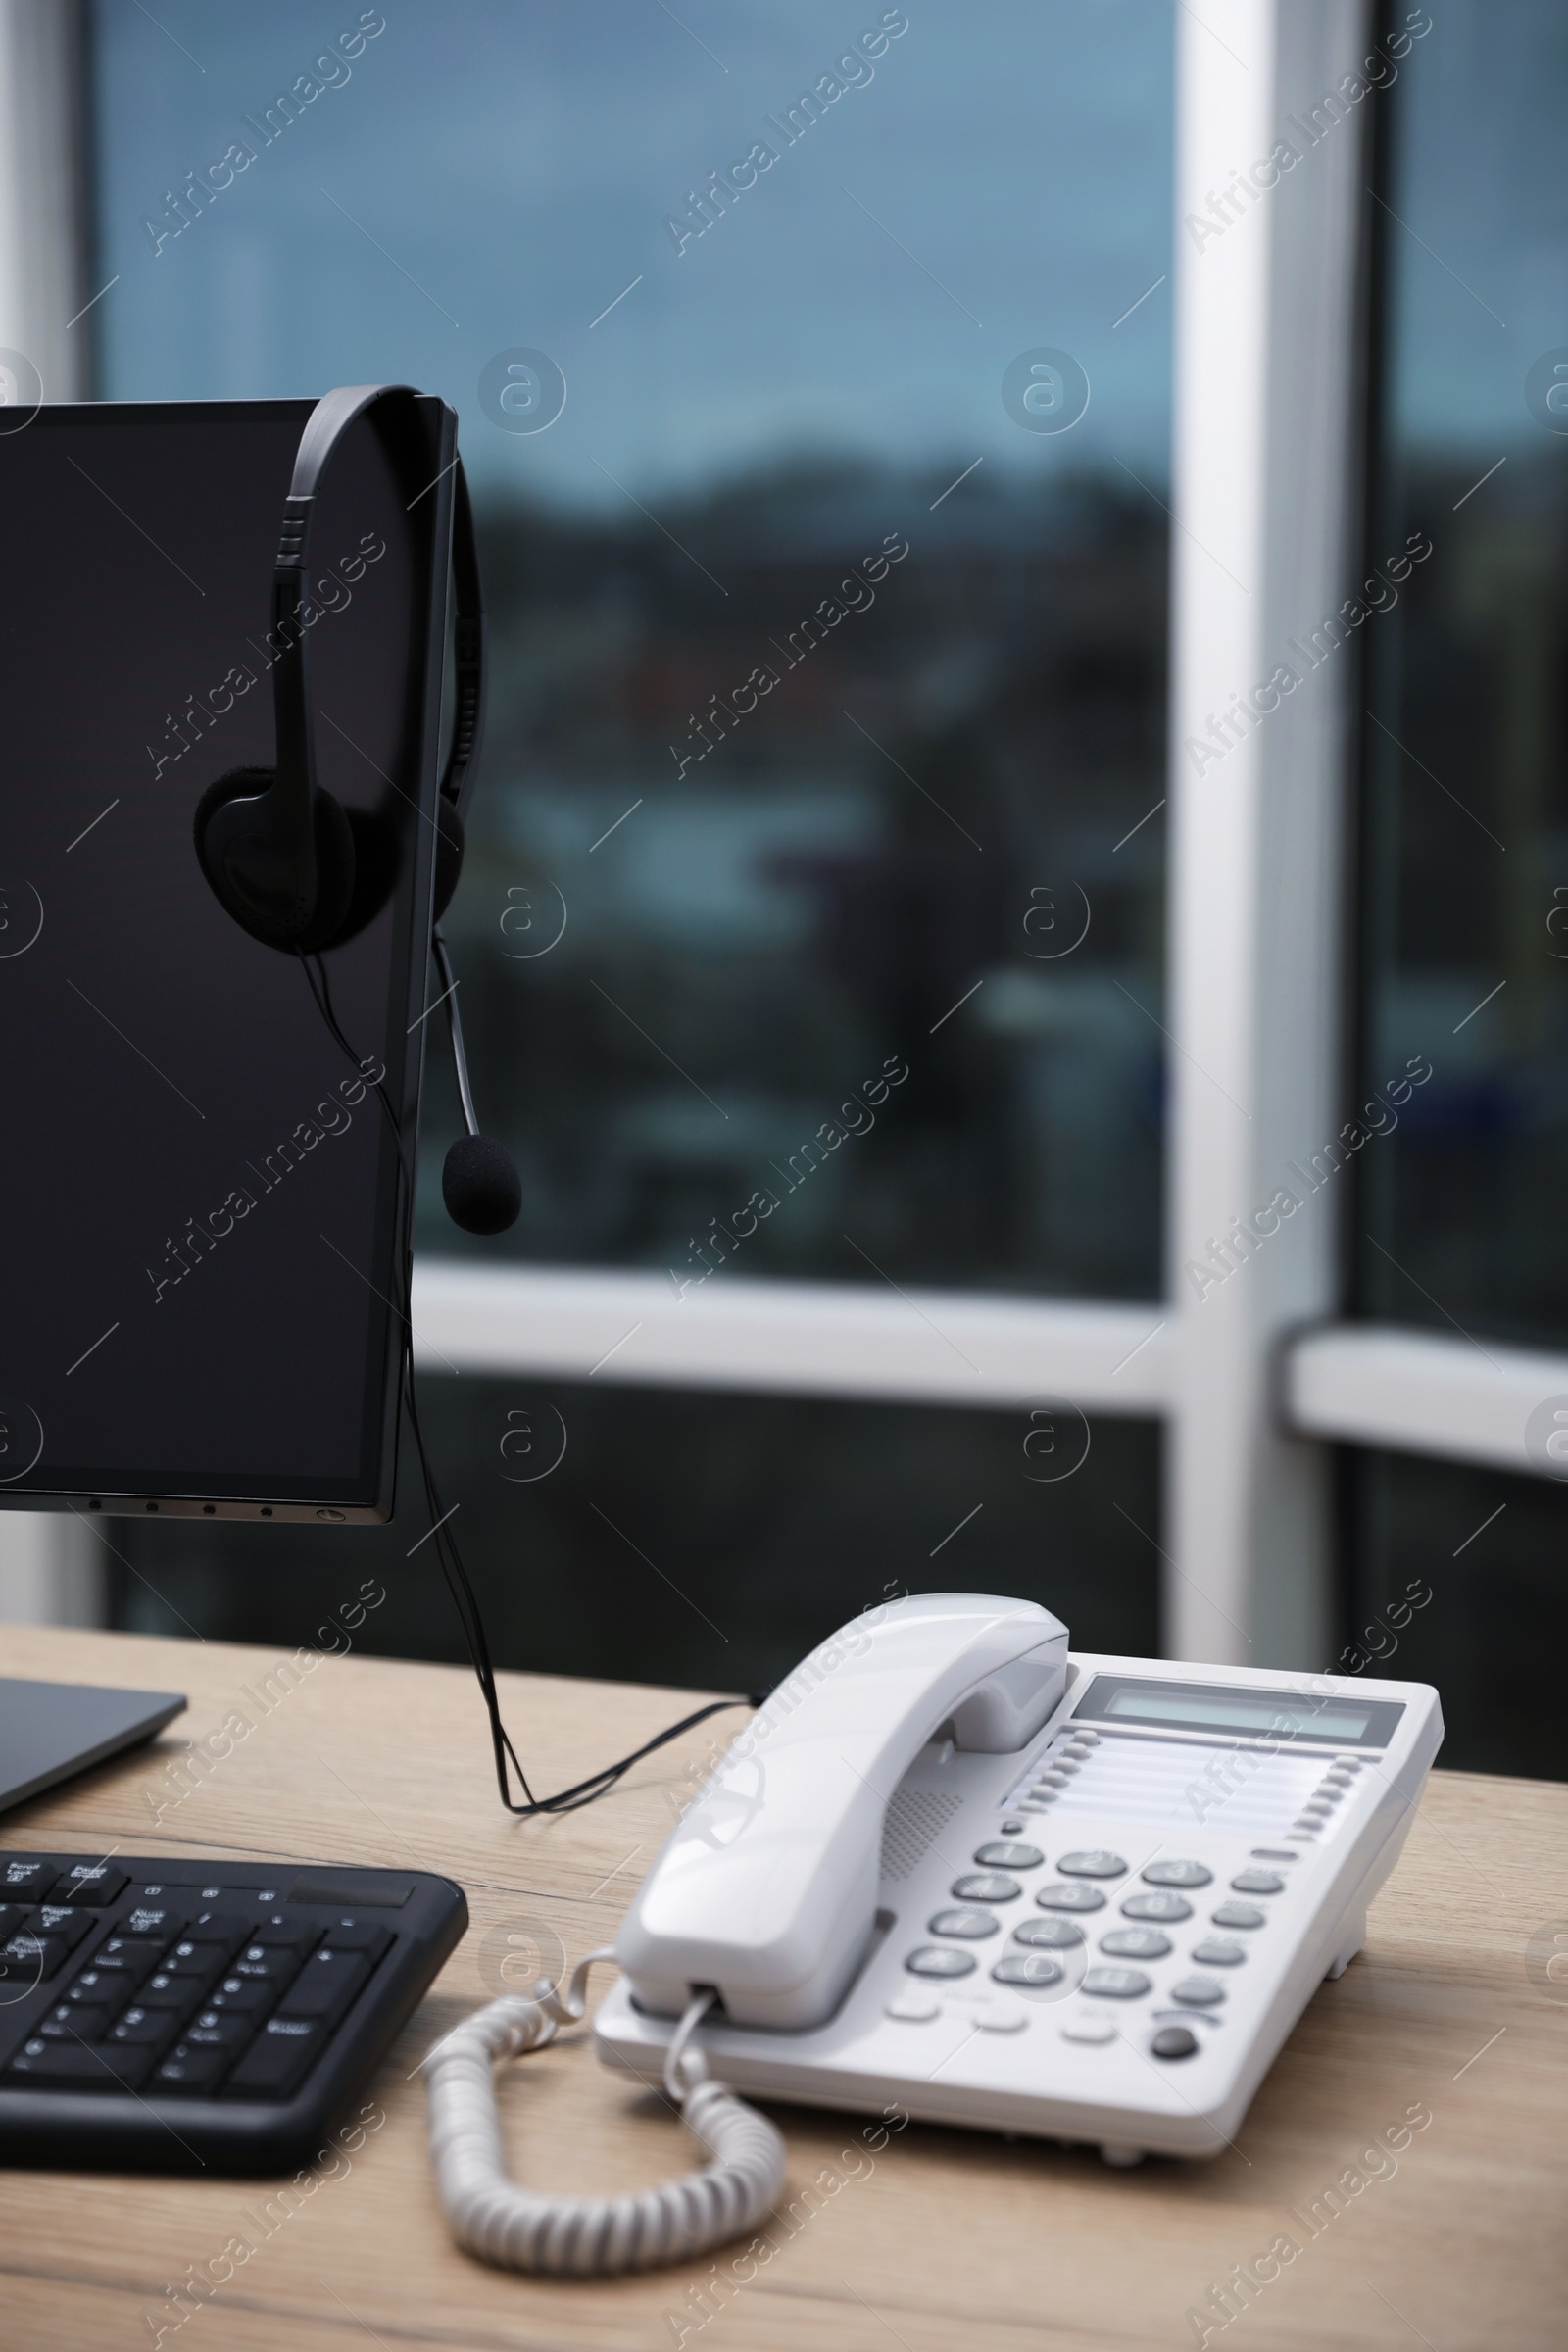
82;0;1174;1673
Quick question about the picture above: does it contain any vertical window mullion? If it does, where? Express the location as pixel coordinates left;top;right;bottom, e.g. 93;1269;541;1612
1166;0;1372;1665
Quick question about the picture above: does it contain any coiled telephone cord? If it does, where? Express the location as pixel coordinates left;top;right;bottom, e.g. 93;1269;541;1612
422;1953;786;2276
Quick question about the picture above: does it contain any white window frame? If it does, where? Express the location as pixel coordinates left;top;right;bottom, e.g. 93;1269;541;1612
6;0;1563;1639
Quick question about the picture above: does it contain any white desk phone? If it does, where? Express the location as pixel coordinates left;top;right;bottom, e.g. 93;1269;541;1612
422;1593;1442;2277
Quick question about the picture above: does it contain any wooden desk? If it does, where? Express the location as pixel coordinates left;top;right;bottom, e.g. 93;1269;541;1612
0;1626;1563;2351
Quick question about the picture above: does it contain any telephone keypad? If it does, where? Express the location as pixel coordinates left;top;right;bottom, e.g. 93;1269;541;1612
1035;1883;1104;1913
1121;1892;1192;1923
928;1908;1002;1939
1211;1902;1266;1930
1080;1966;1152;1999
1191;1937;1247;1967
992;1953;1063;1988
1012;1917;1082;1950
1100;1929;1172;1961
974;1843;1043;1871
905;1947;976;1979
1141;1860;1212;1888
950;1874;1021;1904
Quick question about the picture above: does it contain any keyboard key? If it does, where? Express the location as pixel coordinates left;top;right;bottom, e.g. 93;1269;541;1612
66;1967;118;2004
250;1916;320;1955
0;1903;34;1940
38;2003;114;2041
184;1912;254;1958
33;1906;95;1953
0;1941;46;1990
166;1936;241;1982
0;1861;58;1900
186;2013;258;2050
91;1936;168;1981
120;1903;190;1941
153;2044;233;2095
58;1863;130;1907
321;1922;392;1964
2;1932;72;1982
184;2009;256;2050
109;2005;181;2050
276;1949;370;2030
229;1946;301;1987
204;1973;277;2016
136;1970;207;2017
225;2017;326;2099
8;2036;154;2090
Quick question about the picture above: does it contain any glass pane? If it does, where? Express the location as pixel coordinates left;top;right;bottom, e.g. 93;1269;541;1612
1345;1448;1568;1780
90;0;1173;1298
114;1382;1161;1696
1359;0;1568;1345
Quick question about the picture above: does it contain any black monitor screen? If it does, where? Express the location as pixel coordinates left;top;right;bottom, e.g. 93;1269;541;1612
0;397;453;1518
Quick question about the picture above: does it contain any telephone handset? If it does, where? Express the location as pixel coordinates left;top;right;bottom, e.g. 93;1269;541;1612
425;1593;1441;2278
615;1592;1069;2029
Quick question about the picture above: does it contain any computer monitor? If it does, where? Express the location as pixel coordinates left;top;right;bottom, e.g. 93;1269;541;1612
0;396;456;1522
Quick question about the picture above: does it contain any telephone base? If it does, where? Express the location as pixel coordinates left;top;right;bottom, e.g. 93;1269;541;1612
599;1644;1443;2163
1325;1910;1367;1981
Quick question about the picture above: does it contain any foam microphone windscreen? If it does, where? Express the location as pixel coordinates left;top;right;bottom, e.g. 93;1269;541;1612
442;1135;521;1235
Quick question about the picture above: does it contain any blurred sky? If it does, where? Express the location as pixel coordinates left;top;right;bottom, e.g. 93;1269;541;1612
89;0;1174;508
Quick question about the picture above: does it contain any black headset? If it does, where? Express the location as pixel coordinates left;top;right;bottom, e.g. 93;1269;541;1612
194;383;520;1235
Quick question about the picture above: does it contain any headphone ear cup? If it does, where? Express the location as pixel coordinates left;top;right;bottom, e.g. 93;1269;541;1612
432;799;465;921
293;786;357;954
194;764;275;847
195;765;355;952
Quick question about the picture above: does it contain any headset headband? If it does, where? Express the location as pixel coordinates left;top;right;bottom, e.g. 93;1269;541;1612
269;382;485;843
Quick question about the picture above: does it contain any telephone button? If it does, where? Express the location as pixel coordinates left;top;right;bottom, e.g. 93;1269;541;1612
1121;1891;1192;1923
1191;1937;1247;1967
1211;1902;1266;1930
1151;2025;1200;2060
905;1947;976;1979
1012;1917;1083;1950
992;1953;1063;1988
950;1874;1021;1904
885;1989;942;2022
1059;2012;1117;2044
1100;1928;1172;1961
973;1842;1043;1871
1230;1870;1284;1895
1080;1966;1152;1999
1171;1977;1226;2006
1142;1860;1212;1887
1056;1851;1127;1878
975;1999;1028;2032
1036;1883;1105;1913
927;1907;1001;1939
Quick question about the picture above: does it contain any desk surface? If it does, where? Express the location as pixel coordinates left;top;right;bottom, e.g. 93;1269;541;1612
0;1625;1563;2352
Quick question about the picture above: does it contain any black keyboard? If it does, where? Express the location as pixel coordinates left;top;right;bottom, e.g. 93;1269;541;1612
0;1853;466;2172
